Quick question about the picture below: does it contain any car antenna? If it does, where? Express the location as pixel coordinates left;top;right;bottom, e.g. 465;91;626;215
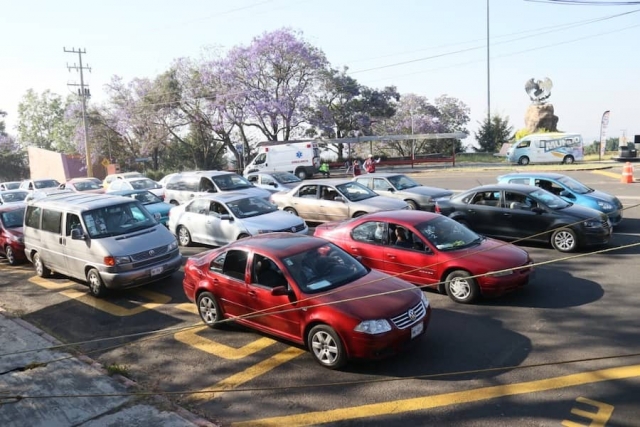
476;179;484;186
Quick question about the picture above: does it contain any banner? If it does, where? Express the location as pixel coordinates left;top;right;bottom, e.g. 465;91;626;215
599;110;610;158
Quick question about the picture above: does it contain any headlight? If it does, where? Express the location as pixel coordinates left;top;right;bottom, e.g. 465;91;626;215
490;269;514;277
421;291;430;308
10;235;23;243
582;220;601;228
104;256;132;266
596;201;613;211
167;240;178;251
354;319;392;335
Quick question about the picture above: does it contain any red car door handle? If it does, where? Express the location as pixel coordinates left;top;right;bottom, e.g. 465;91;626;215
248;290;256;297
387;254;396;259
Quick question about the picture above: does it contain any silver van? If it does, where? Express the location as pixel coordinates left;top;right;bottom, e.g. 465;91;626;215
23;193;182;297
164;171;272;205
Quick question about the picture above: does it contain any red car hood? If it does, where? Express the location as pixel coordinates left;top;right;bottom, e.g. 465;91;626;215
455;237;530;272
312;269;422;320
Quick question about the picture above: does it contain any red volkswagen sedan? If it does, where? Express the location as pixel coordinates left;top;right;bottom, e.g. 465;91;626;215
314;211;533;304
182;233;431;369
0;203;27;265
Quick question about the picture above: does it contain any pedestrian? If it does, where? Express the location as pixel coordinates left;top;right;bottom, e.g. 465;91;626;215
353;160;361;176
319;161;330;177
363;154;377;174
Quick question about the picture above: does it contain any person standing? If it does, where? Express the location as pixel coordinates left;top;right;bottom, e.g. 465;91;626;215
319;161;330;177
363;154;376;173
353;160;361;176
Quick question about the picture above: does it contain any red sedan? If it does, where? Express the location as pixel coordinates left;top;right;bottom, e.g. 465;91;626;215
0;203;27;265
183;233;431;369
314;211;533;304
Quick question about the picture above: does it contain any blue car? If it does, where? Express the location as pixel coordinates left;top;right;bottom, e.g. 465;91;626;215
109;189;172;226
497;172;623;226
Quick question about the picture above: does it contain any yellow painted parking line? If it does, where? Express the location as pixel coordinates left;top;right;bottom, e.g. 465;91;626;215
28;276;75;290
175;302;198;315
562;397;614;427
233;364;640;427
187;346;305;402
59;288;171;316
592;170;621;180
174;325;276;360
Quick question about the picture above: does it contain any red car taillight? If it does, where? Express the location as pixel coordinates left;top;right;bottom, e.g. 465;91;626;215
434;203;441;214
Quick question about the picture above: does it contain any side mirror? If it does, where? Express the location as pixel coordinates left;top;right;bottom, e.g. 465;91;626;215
269;182;277;187
387;187;395;192
220;214;232;221
71;228;85;240
271;286;290;296
532;207;545;214
559;190;573;198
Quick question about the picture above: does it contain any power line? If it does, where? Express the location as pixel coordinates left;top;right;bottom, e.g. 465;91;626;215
64;47;93;177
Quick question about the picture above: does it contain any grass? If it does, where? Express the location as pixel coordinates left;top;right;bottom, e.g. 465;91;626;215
105;363;130;378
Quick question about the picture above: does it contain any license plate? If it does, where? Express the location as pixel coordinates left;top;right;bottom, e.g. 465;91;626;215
150;266;163;276
411;322;423;339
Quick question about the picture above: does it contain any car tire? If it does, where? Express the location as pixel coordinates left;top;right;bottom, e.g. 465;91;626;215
33;252;51;278
197;292;223;328
308;324;347;370
169;200;179;206
444;270;479;304
518;156;530;166
177;226;192;247
284;207;298;216
405;200;418;210
563;155;575;164
551;228;578;252
5;246;17;266
295;168;308;180
352;211;367;218
87;268;107;298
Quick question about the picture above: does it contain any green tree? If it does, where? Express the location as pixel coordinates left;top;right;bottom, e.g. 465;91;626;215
474;114;514;152
16;89;76;152
0;110;29;180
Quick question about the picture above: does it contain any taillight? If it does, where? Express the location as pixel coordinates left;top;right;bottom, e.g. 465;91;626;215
435;204;441;214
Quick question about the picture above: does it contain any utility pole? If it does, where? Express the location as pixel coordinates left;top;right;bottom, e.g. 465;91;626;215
486;0;491;125
64;47;93;177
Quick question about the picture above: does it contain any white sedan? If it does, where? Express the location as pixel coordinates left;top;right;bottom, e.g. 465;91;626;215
107;177;164;199
167;193;308;247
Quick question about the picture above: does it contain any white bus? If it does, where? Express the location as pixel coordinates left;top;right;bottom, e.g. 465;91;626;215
506;132;583;165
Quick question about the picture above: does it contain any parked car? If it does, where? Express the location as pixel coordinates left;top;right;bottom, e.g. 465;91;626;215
314;210;533;303
497;172;623;226
23;193;181;297
168;193;308;247
0;190;28;204
435;184;611;253
157;173;178;187
0;181;21;191
109;189;172;226
103;172;144;189
19;178;61;193
245;171;302;192
353;173;453;211
164;170;272;205
182;233;431;369
60;178;106;194
270;179;408;223
107;177;164;198
0;203;27;265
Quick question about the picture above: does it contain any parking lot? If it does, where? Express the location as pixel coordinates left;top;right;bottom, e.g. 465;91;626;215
1;166;639;426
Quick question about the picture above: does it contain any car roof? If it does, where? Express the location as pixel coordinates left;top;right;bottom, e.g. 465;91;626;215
227;233;327;257
0;202;26;213
351;210;440;223
499;172;564;179
0;189;28;194
189;192;254;202
109;189;152;196
353;172;406;178
296;178;357;186
173;170;233;177
468;183;538;193
27;192;132;211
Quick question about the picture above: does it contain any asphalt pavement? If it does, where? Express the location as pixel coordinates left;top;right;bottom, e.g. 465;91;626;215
0;308;217;427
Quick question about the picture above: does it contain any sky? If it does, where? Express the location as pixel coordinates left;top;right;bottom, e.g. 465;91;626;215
1;0;639;148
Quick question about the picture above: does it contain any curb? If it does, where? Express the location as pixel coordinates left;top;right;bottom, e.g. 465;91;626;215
0;308;218;427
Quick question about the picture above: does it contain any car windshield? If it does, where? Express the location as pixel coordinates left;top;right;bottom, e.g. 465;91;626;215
272;172;301;184
417;216;482;251
388;175;419;190
1;207;26;228
130;179;159;190
227;196;277;218
82;202;155;238
336;182;377;202
3;182;20;190
213;174;253;191
34;179;60;189
0;191;28;203
74;180;102;191
557;176;592;194
283;243;368;293
529;189;571;209
131;191;161;204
